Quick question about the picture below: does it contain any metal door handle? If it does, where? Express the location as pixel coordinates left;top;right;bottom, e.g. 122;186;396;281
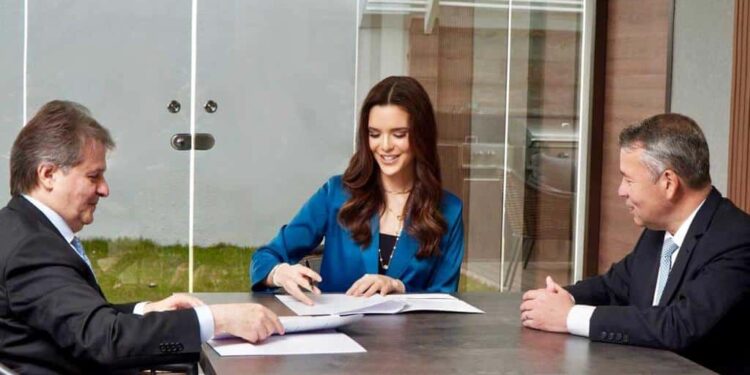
170;133;215;151
204;100;218;113
167;100;181;113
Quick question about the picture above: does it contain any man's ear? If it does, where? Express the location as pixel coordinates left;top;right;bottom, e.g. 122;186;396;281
662;169;681;200
36;163;59;191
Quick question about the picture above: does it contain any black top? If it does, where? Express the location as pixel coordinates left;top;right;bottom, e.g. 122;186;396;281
378;233;398;274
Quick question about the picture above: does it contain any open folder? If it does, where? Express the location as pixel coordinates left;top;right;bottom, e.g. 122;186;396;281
276;293;484;316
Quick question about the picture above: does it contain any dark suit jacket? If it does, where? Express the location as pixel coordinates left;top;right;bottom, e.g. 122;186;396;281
567;188;750;374
0;196;202;374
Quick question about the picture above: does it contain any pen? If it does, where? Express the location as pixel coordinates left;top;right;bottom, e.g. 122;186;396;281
304;259;319;291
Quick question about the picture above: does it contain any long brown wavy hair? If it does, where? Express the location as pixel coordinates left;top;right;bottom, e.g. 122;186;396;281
338;76;447;258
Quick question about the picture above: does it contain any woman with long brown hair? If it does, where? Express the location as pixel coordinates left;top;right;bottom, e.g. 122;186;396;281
251;76;464;305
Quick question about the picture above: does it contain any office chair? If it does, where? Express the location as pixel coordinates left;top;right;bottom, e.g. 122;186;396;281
145;362;199;375
299;244;324;273
503;166;574;291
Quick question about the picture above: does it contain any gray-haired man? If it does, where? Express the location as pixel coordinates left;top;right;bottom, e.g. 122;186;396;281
520;113;750;374
0;100;284;374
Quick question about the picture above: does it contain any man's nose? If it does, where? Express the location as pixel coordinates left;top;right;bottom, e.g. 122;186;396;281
98;179;110;197
617;180;627;198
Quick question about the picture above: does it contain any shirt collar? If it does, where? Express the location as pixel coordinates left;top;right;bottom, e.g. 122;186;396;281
22;194;77;244
665;198;706;248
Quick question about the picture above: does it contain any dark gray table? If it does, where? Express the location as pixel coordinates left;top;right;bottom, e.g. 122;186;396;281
194;292;712;374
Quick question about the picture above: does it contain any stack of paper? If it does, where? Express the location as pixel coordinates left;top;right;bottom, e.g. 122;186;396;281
209;314;367;356
276;293;484;316
208;331;366;356
212;314;364;339
209;294;483;357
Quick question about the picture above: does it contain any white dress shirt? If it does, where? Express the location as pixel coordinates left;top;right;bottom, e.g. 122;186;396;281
567;199;706;337
22;195;214;342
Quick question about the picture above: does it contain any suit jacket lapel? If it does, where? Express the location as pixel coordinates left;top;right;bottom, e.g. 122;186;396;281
9;196;62;239
8;196;105;297
658;188;722;305
658;234;697;305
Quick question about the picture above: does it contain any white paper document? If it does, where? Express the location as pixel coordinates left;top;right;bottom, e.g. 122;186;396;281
276;293;484;316
212;314;364;339
208;331;366;356
281;313;364;332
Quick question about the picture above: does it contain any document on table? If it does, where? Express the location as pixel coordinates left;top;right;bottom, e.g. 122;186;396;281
276;293;484;316
212;314;364;339
208;331;366;356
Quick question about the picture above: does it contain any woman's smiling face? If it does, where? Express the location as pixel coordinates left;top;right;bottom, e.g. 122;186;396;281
368;104;414;179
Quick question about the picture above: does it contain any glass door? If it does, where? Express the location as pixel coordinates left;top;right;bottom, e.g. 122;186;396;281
26;0;193;302
192;0;358;291
17;0;592;298
358;0;588;291
0;0;23;200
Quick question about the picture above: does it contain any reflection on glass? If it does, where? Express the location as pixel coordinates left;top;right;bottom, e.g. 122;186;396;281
359;0;584;291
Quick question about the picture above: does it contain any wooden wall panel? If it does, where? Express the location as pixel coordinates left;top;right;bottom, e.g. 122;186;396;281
408;8;474;198
729;0;750;212
596;0;672;273
409;7;475;259
585;0;607;277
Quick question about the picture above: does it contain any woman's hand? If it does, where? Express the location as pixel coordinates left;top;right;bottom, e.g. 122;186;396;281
267;263;322;305
346;274;405;297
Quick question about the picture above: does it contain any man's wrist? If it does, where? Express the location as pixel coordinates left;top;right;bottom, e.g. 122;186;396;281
195;305;215;342
567;304;596;337
133;301;150;315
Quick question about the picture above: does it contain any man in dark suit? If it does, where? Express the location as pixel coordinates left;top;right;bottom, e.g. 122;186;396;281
520;113;750;373
0;101;285;374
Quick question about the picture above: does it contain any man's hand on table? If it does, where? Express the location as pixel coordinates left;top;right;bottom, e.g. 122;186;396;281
211;304;285;343
519;276;573;333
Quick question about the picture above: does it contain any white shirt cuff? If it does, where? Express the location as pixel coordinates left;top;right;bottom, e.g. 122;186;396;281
567;305;596;337
132;301;149;315
195;305;215;342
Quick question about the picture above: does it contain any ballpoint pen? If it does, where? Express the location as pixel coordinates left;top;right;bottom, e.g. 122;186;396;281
304;259;320;292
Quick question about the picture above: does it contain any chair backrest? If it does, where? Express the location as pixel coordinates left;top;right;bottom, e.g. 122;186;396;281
503;169;573;241
146;362;198;375
299;244;324;274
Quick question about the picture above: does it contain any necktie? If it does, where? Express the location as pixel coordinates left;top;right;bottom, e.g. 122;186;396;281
71;237;95;275
653;238;679;305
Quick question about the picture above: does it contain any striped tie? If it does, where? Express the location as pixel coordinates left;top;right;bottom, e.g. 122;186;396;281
653;238;679;305
71;237;95;274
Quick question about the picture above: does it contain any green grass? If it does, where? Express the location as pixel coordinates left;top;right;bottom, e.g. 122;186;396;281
85;238;253;303
458;273;498;292
85;238;496;303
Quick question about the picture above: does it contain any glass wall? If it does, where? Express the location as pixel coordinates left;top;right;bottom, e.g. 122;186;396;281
25;1;193;302
1;0;590;301
358;0;585;291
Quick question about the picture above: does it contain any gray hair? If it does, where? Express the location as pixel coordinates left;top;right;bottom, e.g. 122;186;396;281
10;100;115;196
619;113;711;189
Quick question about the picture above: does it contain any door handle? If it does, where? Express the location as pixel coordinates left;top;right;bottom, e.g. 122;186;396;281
170;133;215;151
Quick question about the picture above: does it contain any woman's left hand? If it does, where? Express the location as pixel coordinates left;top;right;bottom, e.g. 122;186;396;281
346;274;406;297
